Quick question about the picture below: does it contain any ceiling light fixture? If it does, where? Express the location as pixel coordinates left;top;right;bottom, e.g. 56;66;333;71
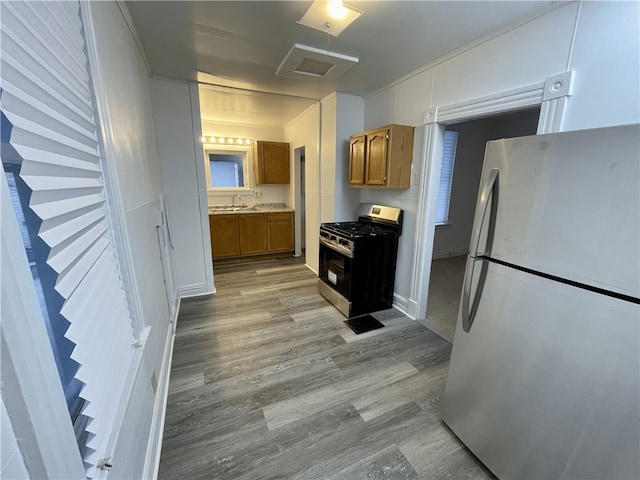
328;0;348;20
201;136;252;146
298;0;363;37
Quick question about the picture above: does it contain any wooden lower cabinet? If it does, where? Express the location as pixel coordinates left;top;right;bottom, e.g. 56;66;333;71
239;214;267;255
210;215;239;259
210;211;294;260
266;212;294;252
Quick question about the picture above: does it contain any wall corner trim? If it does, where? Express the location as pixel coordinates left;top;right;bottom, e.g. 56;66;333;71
538;71;574;134
115;0;152;75
543;71;574;101
424;107;438;125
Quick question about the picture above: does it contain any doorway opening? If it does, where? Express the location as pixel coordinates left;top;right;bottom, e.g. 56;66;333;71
424;107;540;342
295;146;306;261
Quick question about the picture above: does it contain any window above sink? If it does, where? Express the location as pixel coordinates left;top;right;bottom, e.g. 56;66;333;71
203;145;253;193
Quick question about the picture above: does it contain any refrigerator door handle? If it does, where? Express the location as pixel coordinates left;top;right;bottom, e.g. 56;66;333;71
462;168;499;332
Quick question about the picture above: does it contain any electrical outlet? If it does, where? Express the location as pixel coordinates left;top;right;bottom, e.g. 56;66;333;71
413;172;420;185
253;189;262;198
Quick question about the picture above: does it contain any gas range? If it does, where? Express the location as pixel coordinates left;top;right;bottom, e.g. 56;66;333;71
318;204;403;318
319;204;403;258
320;221;400;238
319;221;400;258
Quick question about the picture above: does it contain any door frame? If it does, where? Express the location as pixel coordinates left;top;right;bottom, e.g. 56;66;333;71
407;72;574;320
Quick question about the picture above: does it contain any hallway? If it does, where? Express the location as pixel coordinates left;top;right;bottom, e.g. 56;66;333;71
159;257;493;479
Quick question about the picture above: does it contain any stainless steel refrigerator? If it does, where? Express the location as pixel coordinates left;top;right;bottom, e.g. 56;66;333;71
442;124;640;479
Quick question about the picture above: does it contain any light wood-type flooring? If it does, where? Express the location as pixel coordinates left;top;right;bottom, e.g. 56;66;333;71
158;256;494;479
423;256;467;342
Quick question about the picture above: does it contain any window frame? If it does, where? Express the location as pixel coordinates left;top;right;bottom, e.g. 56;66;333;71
203;145;254;194
435;130;459;226
1;1;140;476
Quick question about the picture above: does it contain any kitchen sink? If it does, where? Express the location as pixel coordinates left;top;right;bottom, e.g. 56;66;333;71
208;204;255;213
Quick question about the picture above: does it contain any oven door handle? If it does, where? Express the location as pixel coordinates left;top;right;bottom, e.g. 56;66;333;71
319;237;353;258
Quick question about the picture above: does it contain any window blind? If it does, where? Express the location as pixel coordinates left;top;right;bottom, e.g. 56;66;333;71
435;130;459;225
0;1;135;477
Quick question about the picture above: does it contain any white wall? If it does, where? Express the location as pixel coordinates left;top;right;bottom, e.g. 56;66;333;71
320;95;338;224
321;93;364;223
83;3;174;478
362;0;639;314
285;104;320;272
151;78;214;298
563;1;640;130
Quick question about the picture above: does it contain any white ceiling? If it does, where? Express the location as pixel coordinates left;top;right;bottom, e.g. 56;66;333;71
125;1;558;127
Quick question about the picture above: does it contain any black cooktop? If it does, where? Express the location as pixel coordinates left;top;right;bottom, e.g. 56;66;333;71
320;221;398;239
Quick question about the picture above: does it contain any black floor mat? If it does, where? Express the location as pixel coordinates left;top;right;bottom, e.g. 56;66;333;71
344;314;385;334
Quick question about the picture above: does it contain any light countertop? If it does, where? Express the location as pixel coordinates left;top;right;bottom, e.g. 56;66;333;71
208;202;293;215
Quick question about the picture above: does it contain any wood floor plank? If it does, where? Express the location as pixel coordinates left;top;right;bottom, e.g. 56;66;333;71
262;360;420;430
159;257;495;479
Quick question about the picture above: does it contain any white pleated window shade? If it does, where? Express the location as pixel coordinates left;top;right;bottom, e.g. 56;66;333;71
1;1;135;477
436;130;459;225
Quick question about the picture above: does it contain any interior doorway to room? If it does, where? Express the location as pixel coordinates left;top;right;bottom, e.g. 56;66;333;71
295;146;306;260
424;108;540;342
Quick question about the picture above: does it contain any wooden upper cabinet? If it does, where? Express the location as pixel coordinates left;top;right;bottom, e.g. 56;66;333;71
364;128;389;186
349;134;366;186
348;124;414;189
253;141;290;184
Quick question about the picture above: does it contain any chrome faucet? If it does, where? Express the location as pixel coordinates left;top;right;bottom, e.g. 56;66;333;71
232;193;242;207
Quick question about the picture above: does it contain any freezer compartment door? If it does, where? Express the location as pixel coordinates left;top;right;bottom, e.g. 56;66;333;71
443;261;640;480
476;124;639;299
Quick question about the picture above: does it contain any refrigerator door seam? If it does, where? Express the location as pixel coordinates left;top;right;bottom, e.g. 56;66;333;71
480;255;640;305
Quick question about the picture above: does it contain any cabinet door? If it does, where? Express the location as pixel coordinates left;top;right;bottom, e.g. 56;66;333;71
349;135;366;185
267;213;294;252
238;213;267;255
256;141;290;184
365;128;388;186
210;215;239;259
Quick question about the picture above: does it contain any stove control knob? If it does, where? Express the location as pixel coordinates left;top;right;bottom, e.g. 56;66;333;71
338;239;348;246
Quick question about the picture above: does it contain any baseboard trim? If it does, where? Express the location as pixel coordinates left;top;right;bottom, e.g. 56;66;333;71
392;293;411;317
404;299;419;320
142;324;175;479
178;282;210;298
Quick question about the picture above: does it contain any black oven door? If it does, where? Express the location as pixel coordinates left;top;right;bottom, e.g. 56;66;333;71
319;242;352;299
